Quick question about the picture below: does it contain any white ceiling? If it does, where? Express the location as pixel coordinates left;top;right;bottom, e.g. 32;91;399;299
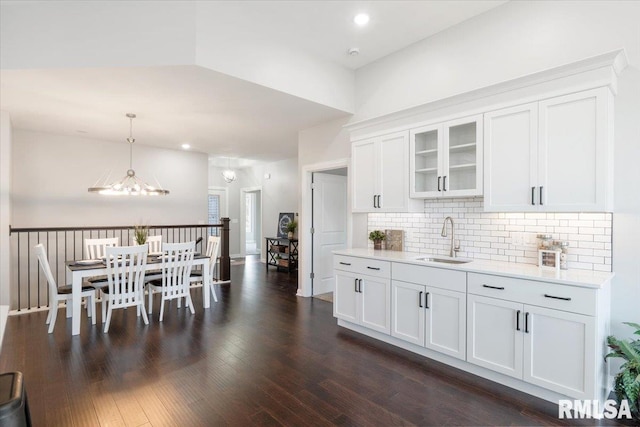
0;1;507;165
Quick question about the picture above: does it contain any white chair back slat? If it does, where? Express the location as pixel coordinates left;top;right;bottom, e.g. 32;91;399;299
85;237;119;260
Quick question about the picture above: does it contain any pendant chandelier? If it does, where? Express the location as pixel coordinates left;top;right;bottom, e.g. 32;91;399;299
222;157;236;183
88;113;169;196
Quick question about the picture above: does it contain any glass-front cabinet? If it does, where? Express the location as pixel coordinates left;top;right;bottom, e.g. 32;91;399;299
410;114;483;198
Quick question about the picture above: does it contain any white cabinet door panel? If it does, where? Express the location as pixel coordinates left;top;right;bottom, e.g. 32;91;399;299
361;276;391;334
391;280;425;346
378;132;409;211
538;88;609;211
352;139;377;212
523;305;595;399
426;287;466;360
484;103;537;211
467;295;523;379
334;271;359;323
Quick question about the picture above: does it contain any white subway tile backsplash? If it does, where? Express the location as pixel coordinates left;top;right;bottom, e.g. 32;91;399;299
368;196;612;272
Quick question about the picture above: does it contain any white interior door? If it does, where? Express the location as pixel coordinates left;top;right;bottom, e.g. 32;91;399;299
312;172;347;295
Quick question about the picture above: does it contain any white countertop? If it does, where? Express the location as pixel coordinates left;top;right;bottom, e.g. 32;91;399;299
333;248;614;289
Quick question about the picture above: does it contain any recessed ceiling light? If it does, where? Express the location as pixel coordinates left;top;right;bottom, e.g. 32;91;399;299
348;48;360;56
181;143;191;150
354;13;369;26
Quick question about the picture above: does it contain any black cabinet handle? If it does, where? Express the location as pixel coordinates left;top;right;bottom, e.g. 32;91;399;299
419;291;423;308
531;187;535;205
358;279;362;293
482;284;505;290
437;176;441;191
525;312;530;333
544;294;571;301
373;195;377;208
367;266;381;271
377;195;381;208
443;176;447;191
539;186;544;205
516;310;521;331
425;292;430;309
354;278;358;292
339;262;351;266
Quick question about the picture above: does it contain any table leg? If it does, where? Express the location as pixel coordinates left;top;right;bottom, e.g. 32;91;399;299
202;258;211;309
72;271;82;335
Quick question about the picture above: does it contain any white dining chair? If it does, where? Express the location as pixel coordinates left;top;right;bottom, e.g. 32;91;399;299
85;237;119;259
189;235;221;302
101;244;149;333
147;241;196;321
146;235;162;254
84;237;119;287
35;244;97;333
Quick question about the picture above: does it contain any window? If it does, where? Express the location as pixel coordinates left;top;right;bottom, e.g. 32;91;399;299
208;194;220;236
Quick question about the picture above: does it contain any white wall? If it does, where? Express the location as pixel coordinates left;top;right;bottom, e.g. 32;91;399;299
0;111;12;307
354;1;640;121
0;1;196;69
12;130;208;226
195;3;354;113
353;0;640;339
209;158;298;258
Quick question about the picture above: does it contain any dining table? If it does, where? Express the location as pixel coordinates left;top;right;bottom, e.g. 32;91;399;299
65;253;213;335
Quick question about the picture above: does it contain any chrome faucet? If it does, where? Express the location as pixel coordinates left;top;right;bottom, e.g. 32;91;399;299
441;216;460;257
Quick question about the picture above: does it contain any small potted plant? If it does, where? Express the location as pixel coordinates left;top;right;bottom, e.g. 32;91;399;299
369;230;386;250
605;322;640;419
286;220;298;239
134;224;148;245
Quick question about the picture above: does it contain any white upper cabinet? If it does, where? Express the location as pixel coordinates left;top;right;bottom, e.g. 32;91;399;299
484;87;612;212
352;131;422;212
410;115;483;198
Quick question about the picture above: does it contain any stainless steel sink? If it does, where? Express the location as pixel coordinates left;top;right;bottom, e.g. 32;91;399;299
415;256;472;264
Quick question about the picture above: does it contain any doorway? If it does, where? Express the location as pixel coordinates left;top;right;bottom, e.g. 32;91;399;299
311;169;348;301
240;187;262;257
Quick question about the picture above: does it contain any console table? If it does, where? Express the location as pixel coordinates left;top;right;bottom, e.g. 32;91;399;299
265;237;298;273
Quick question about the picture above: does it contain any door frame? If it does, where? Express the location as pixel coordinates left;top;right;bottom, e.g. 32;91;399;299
298;158;350;297
239;186;262;258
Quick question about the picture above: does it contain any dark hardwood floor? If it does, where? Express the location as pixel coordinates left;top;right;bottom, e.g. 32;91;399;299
0;257;633;426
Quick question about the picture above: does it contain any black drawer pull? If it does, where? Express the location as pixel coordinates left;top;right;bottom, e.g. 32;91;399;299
354;278;358;292
525;312;530;333
443;175;447;191
419;291;423;308
516;310;521;331
539;186;544;205
544;294;571;301
339;262;351;266
482;284;505;290
425;292;430;309
358;279;362;293
367;266;381;271
438;176;442;191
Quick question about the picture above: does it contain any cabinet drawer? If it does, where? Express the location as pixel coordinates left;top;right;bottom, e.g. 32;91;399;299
334;255;391;279
468;273;597;316
393;262;466;293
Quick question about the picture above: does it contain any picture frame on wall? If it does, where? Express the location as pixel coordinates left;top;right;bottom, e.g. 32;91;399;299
277;212;294;238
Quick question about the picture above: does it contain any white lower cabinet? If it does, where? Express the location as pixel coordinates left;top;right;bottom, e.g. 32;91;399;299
334;257;391;335
391;264;467;360
523;305;596;399
467;294;523;378
467;273;597;400
334;254;609;404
